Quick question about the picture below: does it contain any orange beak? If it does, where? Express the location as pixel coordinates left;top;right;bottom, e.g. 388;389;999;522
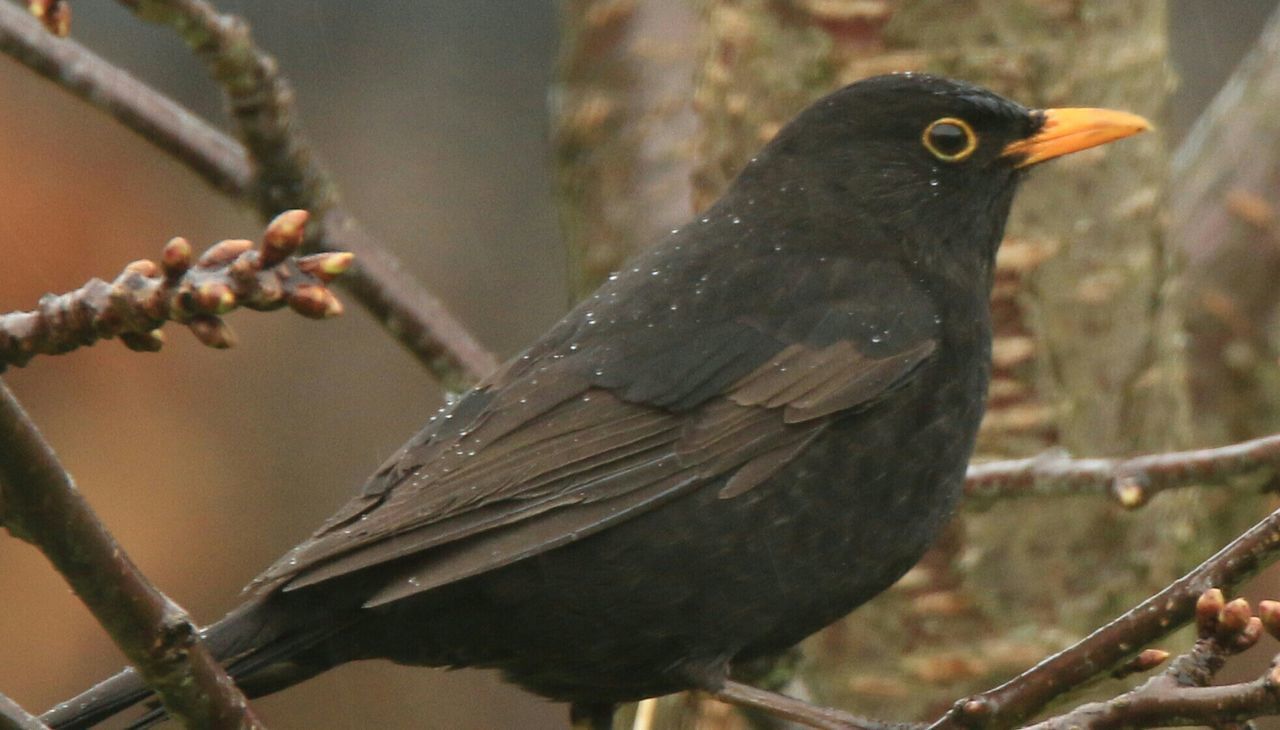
1002;108;1152;168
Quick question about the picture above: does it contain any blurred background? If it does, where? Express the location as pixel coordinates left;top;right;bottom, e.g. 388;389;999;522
0;1;1278;728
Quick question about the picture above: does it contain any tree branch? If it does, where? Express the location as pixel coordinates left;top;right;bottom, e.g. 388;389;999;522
964;432;1280;507
0;1;497;390
0;380;263;729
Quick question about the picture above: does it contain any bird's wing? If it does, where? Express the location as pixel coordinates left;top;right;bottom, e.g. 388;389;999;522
252;283;938;605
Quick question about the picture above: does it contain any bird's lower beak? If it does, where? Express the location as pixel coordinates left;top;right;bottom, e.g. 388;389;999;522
1001;108;1152;168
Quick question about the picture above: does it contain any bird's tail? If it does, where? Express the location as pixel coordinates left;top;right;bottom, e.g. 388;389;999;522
41;598;341;729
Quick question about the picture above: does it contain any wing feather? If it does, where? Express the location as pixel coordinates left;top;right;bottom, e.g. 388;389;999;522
253;307;937;601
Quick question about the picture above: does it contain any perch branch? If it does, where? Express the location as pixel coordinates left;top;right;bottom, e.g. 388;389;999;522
964;432;1280;507
0;380;263;729
0;210;351;370
0;1;496;389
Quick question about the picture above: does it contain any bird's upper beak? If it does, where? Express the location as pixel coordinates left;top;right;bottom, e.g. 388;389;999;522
1001;108;1152;168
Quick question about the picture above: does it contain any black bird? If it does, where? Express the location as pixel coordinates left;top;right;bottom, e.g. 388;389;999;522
44;74;1148;729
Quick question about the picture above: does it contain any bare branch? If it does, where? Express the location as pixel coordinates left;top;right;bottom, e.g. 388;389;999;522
0;1;497;389
929;505;1280;730
0;210;351;369
964;433;1280;507
0;691;47;730
0;380;263;729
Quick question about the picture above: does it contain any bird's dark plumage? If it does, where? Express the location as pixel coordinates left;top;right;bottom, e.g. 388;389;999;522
43;74;1148;729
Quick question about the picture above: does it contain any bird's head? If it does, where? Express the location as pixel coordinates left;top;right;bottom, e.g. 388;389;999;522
725;73;1150;271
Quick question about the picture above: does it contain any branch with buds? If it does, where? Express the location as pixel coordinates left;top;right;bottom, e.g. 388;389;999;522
0;210;352;370
0;1;497;388
1023;589;1280;729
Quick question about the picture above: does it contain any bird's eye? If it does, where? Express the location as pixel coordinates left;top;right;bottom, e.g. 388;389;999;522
922;117;977;162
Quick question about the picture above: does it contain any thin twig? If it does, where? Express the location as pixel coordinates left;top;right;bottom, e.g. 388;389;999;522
0;691;47;730
929;505;1280;730
0;380;263;729
964;433;1280;507
0;2;496;389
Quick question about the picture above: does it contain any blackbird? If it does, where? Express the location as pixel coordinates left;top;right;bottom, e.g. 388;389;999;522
44;74;1149;729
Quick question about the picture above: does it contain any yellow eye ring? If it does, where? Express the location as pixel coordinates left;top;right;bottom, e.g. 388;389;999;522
922;117;977;162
